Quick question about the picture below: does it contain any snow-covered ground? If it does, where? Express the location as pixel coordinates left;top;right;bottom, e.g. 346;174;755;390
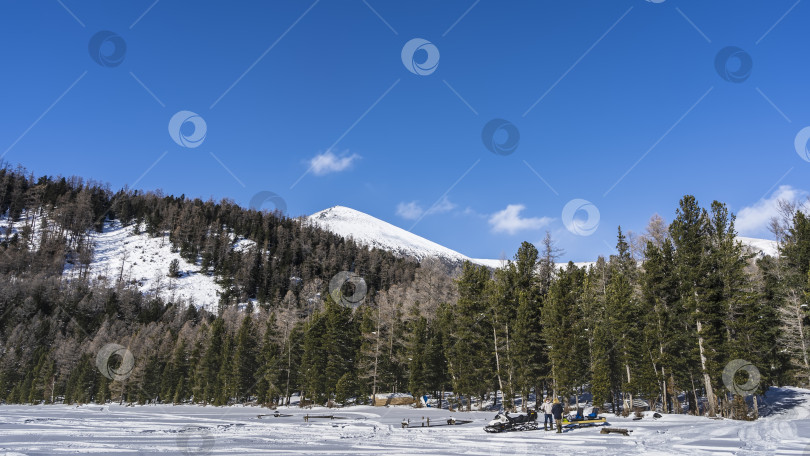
738;236;779;258
1;388;808;455
64;221;222;313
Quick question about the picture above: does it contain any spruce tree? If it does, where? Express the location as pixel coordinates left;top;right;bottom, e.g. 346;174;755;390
233;313;257;403
542;263;588;401
407;315;429;400
214;331;234;405
301;310;328;403
198;319;225;404
256;313;281;405
446;262;494;410
641;239;685;413
510;242;546;410
322;299;358;402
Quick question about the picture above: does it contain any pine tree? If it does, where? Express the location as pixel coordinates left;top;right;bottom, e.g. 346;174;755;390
256;313;281;405
488;264;517;409
334;372;356;406
168;259;180;278
233;313;257;403
510;242;545;411
669;196;740;416
214;330;234;406
301;309;328;403
407;315;429;400
778;211;810;383
542;263;588;401
355;305;380;401
641;238;686;413
446;262;494;410
424;317;450;404
322;299;358;402
197;319;225;404
607;227;646;411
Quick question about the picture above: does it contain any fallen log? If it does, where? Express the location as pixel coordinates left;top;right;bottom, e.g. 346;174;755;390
600;427;632;436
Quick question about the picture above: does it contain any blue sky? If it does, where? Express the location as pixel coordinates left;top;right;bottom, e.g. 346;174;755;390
1;0;809;261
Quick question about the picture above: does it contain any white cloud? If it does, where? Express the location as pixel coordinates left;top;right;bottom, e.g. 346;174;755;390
309;150;360;176
396;196;456;220
489;204;552;235
736;185;808;235
428;195;456;215
396;201;423;220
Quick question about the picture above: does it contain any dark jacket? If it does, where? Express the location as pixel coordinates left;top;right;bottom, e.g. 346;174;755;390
551;403;563;420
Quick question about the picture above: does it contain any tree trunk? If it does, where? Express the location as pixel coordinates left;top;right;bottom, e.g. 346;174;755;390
551;361;557;398
492;325;504;410
284;323;291;406
670;374;680;413
625;360;633;412
372;309;381;400
695;319;717;416
689;372;699;415
796;303;809;379
534;384;540;411
661;366;668;413
505;323;514;411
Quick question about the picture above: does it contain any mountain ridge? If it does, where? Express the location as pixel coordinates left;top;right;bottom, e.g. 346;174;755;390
306;205;779;267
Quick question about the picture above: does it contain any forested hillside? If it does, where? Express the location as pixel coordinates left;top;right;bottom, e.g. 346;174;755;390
0;164;808;420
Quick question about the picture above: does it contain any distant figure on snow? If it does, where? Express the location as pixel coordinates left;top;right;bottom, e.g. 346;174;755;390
551;398;564;433
541;397;555;431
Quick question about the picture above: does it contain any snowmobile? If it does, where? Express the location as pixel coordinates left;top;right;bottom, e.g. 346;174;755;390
561;407;607;429
483;409;539;433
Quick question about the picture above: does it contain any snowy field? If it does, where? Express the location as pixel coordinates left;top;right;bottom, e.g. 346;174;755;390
1;388;808;455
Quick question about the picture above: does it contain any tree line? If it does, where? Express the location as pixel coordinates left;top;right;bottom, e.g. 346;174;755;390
1;164;808;419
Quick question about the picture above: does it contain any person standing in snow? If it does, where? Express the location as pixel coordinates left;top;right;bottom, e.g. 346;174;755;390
551;398;564;433
541;397;554;431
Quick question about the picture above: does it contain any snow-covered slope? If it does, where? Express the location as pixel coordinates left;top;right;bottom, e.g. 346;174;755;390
308;206;489;266
63;221;222;313
739;236;779;258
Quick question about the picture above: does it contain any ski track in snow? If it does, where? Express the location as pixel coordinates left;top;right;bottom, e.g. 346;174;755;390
1;388;808;455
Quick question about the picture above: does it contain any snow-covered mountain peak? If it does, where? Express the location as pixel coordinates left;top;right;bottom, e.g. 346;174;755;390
307;206;488;266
